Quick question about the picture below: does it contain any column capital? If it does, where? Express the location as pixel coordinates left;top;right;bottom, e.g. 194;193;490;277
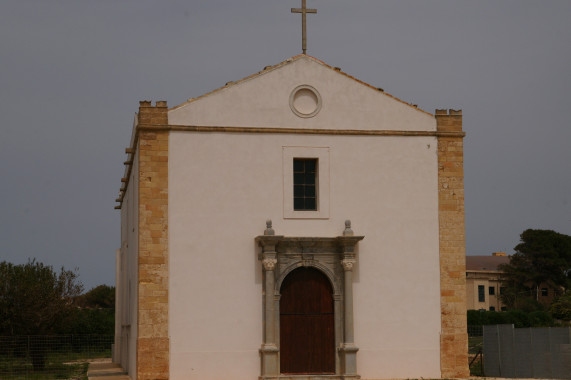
341;258;356;271
262;258;278;271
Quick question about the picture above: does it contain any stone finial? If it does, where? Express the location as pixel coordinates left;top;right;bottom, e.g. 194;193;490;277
343;220;354;236
264;219;275;236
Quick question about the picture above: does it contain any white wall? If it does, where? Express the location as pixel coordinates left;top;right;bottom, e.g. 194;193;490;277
168;132;441;379
169;56;434;132
166;55;441;379
119;150;139;379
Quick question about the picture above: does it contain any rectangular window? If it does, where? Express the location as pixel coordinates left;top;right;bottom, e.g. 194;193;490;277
489;306;495;311
501;306;507;311
293;158;317;211
541;288;548;297
478;285;485;302
283;147;330;219
500;286;506;295
489;286;495;296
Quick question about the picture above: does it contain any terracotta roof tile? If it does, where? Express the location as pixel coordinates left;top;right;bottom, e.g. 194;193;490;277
466;256;510;271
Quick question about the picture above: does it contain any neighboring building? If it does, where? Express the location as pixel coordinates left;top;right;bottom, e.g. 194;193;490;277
466;252;510;311
114;54;469;380
466;252;560;312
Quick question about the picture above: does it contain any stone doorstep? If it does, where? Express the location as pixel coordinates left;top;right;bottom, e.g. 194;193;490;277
87;361;130;380
88;372;129;378
261;376;358;380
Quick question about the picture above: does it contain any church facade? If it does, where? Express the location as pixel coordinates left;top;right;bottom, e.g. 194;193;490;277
114;55;469;380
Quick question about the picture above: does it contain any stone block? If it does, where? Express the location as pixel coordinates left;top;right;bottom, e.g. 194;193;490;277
136;102;169;380
436;110;468;377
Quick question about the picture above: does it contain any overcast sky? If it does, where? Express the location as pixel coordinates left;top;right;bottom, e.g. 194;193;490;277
1;0;569;290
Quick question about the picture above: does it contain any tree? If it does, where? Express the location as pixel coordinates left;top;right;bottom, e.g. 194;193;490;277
550;292;571;321
62;284;116;335
0;259;83;370
499;229;571;309
75;284;115;309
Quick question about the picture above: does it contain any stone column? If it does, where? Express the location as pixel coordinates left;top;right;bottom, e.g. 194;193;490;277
339;257;358;376
341;258;356;345
256;221;283;378
260;256;279;377
337;221;363;378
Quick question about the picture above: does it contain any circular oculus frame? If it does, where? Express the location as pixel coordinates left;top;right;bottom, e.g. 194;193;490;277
289;85;322;118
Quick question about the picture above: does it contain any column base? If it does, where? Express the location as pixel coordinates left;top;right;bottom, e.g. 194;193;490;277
338;344;359;376
260;344;279;377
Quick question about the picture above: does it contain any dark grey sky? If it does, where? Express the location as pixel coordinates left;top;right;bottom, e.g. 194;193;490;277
1;0;570;290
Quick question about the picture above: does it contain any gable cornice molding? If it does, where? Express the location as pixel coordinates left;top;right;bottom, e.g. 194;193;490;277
140;124;466;138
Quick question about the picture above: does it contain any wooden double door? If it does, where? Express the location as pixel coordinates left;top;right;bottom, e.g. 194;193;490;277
280;267;335;374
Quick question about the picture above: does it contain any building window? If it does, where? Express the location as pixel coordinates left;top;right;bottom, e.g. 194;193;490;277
489;286;495;295
489;306;495;311
501;306;507;311
500;286;506;295
283;147;330;219
541;288;548;297
478;285;485;302
293;158;317;211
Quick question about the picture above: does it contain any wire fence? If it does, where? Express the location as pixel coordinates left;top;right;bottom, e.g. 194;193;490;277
0;335;113;380
483;325;571;379
468;325;484;376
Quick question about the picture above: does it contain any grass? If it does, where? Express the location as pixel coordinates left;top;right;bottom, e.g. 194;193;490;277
468;335;483;353
469;354;484;377
0;350;109;380
468;335;484;376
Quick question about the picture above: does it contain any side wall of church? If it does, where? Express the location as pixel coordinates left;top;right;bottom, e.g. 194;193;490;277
118;149;139;378
168;131;443;380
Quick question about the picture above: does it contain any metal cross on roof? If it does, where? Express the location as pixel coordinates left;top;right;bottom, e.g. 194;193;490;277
291;0;317;54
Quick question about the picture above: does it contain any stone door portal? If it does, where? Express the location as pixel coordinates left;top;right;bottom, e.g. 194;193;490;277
280;267;335;374
256;220;364;380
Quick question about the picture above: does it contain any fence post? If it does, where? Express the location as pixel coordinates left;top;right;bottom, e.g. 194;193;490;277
27;335;30;377
497;325;502;376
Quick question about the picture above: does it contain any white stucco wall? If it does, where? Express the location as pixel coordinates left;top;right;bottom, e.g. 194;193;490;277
118;151;139;379
169;56;434;132
168;135;441;379
165;56;442;379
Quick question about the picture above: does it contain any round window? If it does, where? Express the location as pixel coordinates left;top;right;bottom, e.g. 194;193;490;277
289;85;322;118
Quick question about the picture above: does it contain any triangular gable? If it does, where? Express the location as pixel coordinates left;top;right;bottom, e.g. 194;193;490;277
168;55;435;132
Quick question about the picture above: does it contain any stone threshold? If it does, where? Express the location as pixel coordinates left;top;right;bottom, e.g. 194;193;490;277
260;375;360;380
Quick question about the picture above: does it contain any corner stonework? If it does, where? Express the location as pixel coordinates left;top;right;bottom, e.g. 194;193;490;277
137;100;170;380
436;109;469;378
